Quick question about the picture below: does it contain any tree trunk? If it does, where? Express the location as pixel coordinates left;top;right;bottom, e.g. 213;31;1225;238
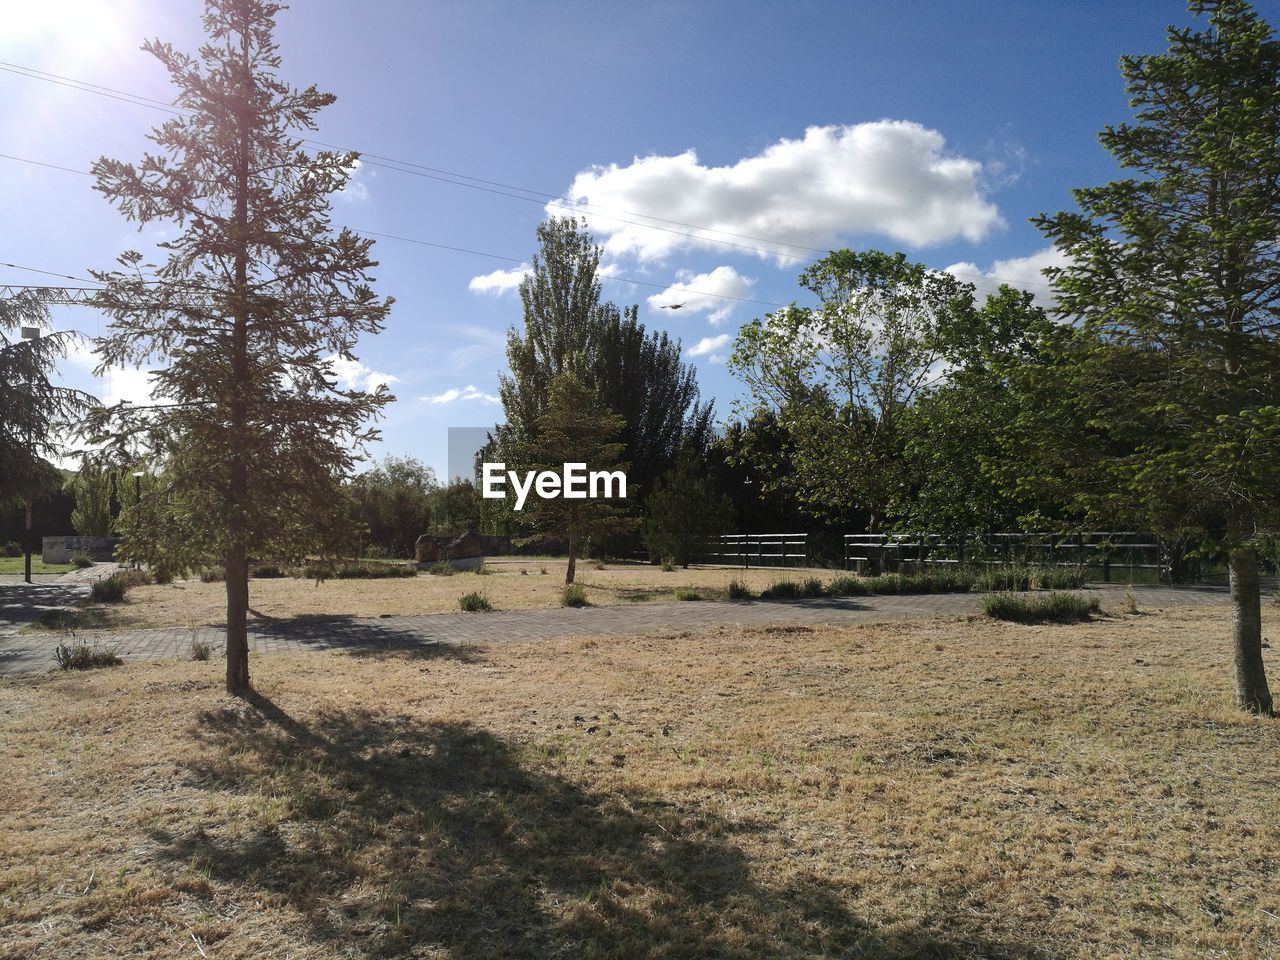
1229;546;1273;714
566;534;577;585
225;546;250;695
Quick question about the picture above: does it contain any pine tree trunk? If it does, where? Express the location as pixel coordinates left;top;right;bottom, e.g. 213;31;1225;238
1229;546;1273;714
225;546;250;695
566;534;577;585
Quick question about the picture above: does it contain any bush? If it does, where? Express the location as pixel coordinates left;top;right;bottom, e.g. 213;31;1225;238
458;591;492;612
71;553;94;569
335;561;416;579
116;568;153;589
660;557;676;572
1034;566;1088;590
1;540;21;558
824;576;871;597
593;559;606;570
727;578;754;600
674;588;702;601
90;576;129;603
760;579;802;600
200;567;225;583
53;643;122;670
562;584;589;607
867;570;972;595
251;563;287;579
982;591;1100;624
190;640;213;661
801;577;825;597
429;560;456;577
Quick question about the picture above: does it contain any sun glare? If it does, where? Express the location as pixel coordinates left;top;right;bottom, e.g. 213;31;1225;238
1;0;140;61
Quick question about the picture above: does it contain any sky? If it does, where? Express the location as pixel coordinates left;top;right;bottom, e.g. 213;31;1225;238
5;0;1277;479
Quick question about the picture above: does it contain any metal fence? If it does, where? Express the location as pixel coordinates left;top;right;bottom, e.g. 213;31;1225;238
704;533;809;568
844;531;1166;583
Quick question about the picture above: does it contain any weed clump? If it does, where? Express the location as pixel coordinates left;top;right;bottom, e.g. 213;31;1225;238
982;591;1100;624
562;584;589;607
458;591;492;612
53;642;122;670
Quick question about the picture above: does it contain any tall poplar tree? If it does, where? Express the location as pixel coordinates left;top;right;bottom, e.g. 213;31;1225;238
89;0;392;695
1035;0;1280;713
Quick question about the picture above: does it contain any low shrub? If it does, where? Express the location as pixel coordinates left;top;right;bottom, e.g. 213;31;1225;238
251;563;287;579
982;591;1100;624
474;561;492;576
801;577;825;597
334;561;417;579
520;568;529;576
824;576;871;597
458;591;492;612
727;578;754;600
760;580;802;600
115;568;153;589
1;540;21;558
190;640;213;661
200;567;225;583
71;553;94;569
1034;566;1088;590
429;561;456;577
674;588;702;601
660;558;676;573
53;642;122;670
562;584;589;607
90;576;129;603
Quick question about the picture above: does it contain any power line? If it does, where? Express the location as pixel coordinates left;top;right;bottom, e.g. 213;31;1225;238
0;262;104;286
0;58;1060;290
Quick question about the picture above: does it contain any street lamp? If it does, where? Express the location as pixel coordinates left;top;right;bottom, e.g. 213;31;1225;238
20;327;39;584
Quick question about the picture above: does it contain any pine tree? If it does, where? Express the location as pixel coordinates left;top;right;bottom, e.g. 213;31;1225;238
89;0;392;695
517;373;632;584
1034;0;1280;712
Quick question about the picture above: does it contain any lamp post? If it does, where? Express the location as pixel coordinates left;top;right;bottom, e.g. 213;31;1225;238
20;326;39;584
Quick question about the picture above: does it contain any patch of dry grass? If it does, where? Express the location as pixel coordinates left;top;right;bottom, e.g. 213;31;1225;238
2;606;1278;958
37;560;847;632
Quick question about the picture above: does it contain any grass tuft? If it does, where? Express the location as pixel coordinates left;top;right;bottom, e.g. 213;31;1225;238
982;591;1100;624
71;553;94;569
562;584;589;607
458;591;492;612
53;642;122;670
726;578;754;600
190;640;213;661
674;588;702;601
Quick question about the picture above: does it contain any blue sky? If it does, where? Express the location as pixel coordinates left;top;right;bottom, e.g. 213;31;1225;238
4;0;1275;478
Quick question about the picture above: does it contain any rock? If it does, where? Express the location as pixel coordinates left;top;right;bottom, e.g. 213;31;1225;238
414;535;443;563
445;531;485;560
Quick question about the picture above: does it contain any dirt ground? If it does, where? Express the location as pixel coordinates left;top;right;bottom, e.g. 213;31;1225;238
2;604;1278;958
56;560;849;630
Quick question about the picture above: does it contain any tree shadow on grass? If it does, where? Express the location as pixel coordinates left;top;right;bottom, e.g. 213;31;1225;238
245;613;482;663
149;693;1054;959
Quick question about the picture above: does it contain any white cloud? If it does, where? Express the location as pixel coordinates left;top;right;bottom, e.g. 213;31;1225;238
554;121;1004;264
336;158;371;203
468;264;531;295
647;266;755;324
421;384;500;405
944;246;1067;307
328;354;397;392
686;333;733;364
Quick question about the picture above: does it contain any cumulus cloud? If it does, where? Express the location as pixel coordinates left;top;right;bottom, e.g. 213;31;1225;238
944;246;1067;307
686;333;733;364
421;384;500;405
468;264;531;294
554;121;1004;264
647;266;755;324
327;354;397;392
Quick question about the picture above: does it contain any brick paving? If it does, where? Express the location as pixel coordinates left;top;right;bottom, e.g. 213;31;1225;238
0;578;1232;677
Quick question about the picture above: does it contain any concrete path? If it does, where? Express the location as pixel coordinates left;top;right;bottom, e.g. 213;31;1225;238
0;580;1233;678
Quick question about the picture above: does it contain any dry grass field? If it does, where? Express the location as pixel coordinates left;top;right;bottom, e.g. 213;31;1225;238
45;561;848;631
2;605;1278;958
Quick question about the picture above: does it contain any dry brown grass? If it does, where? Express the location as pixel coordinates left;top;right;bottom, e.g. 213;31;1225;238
41;560;844;631
2;605;1278;958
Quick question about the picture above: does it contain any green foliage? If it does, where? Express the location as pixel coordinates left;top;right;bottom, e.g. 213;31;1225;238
727;578;754;600
430;479;483;539
90;576;129;603
659;557;675;572
982;592;1100;624
673;588;702;601
1;541;20;557
67;464;115;537
89;0;393;691
71;554;94;569
730;250;976;530
493;217;712;506
53;643;123;671
517;373;635;582
350;456;438;557
760;580;803;600
458;591;492;612
200;567;225;583
642;451;734;567
561;584;589;607
428;560;456;577
823;576;871;597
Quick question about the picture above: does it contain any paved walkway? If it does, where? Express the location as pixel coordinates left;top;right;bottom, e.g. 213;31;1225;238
0;579;1234;677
